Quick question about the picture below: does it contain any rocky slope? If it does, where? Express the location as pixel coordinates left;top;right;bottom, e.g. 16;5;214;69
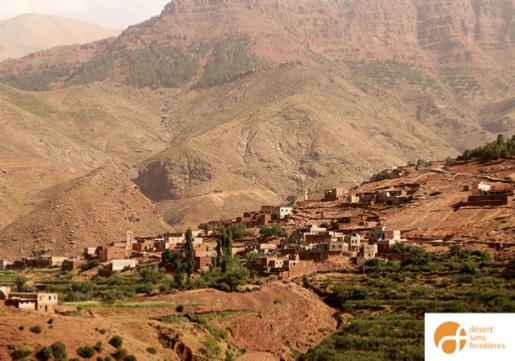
0;13;120;61
294;158;515;246
0;165;170;259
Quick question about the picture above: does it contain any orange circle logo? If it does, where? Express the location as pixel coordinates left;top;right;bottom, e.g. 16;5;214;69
434;322;467;354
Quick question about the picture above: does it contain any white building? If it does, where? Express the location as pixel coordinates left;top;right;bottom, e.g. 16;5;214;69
276;207;293;219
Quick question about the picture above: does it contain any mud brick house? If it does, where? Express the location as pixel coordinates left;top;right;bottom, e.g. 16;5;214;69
261;205;277;214
328;239;348;255
392;166;409;178
286;258;316;278
324;188;346;201
349;233;363;252
1;287;58;313
299;248;329;263
332;215;364;230
464;182;515;206
98;245;127;262
61;258;86;271
84;247;98;261
99;259;138;276
347;195;360;203
133;238;155;252
305;234;331;245
253;213;272;226
22;255;65;268
357;192;377;204
161;232;185;244
367;225;401;244
195;256;212;272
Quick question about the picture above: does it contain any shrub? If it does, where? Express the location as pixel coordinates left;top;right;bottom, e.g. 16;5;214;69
123;356;137;361
18;325;24;331
175;305;184;312
94;341;103;352
48;317;54;324
50;341;67;361
13;347;32;359
113;348;128;360
204;336;221;359
108;335;123;349
38;346;53;360
99;328;107;335
69;358;80;361
30;325;42;334
76;346;96;358
146;347;157;355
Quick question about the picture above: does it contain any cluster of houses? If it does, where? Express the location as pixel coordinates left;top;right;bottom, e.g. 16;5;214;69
462;182;515;206
323;183;420;205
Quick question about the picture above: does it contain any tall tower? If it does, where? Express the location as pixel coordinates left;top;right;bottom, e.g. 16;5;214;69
126;229;134;251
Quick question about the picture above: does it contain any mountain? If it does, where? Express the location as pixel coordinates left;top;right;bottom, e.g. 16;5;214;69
2;0;515;235
0;165;170;260
0;13;121;61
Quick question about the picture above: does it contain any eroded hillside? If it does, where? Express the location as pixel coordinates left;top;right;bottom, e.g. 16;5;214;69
2;0;515;233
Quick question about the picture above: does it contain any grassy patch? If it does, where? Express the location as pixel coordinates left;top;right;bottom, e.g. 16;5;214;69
63;301;202;308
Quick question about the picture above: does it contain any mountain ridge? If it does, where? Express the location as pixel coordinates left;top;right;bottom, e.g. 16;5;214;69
0;13;121;61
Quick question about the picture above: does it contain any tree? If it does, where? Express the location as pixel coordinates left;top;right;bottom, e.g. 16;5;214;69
37;346;53;360
15;276;28;292
161;249;174;265
286;195;297;206
50;342;67;361
224;229;233;258
138;264;164;284
450;245;462;257
185;228;195;280
215;238;223;268
173;259;184;289
108;335;123;349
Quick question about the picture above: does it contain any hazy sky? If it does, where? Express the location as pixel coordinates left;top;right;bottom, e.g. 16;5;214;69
0;0;172;29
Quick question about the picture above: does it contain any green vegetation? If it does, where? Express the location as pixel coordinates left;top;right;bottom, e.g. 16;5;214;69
76;346;96;358
108;335;123;349
69;54;115;85
12;347;33;359
50;341;67;361
439;67;484;99
113;348;128;360
346;59;442;95
1;66;72;91
286;195;297;207
128;45;199;89
37;346;53;360
302;246;513;360
81;259;101;271
194;36;257;88
0;270;20;286
146;347;157;355
457;134;515;161
29;325;42;334
259;223;286;238
185;228;195;281
204;336;222;359
371;171;394;182
64;300;187;308
15;275;29;292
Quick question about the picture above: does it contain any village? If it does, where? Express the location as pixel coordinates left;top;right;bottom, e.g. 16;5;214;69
1;161;514;313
